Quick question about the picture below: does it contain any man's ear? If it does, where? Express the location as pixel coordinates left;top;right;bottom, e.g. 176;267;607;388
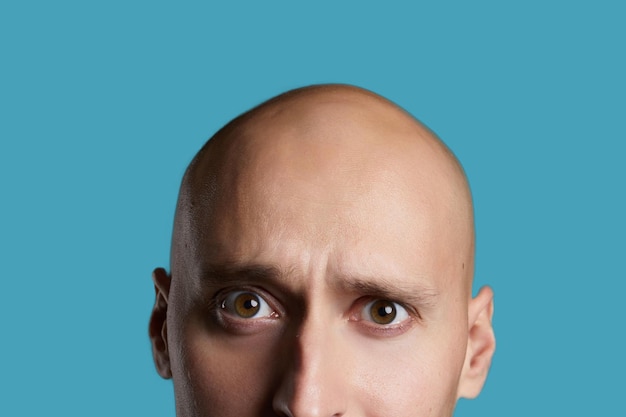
149;267;172;379
457;285;496;399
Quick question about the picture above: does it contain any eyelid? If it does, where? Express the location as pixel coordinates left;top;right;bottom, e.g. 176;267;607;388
362;299;409;324
352;296;420;318
221;290;276;318
212;286;283;328
348;297;419;336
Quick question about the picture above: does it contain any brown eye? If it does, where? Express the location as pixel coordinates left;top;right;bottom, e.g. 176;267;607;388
369;300;396;324
233;293;260;317
221;291;273;319
363;299;408;325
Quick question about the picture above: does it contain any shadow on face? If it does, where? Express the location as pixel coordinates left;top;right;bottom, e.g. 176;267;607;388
149;84;495;417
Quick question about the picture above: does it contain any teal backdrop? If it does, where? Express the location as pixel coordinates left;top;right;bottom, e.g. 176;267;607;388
1;1;624;416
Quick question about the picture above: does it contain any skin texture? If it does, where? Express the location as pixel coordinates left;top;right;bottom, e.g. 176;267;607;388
149;85;496;417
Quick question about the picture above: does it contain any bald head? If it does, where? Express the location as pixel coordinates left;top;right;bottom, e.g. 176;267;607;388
173;84;474;292
152;85;495;417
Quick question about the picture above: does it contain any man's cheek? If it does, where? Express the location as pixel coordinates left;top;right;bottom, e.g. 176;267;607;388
349;333;461;414
178;323;281;411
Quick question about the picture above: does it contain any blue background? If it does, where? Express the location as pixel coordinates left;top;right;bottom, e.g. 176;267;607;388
1;1;624;416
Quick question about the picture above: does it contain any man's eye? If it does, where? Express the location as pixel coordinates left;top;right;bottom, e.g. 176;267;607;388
220;291;275;319
362;299;410;325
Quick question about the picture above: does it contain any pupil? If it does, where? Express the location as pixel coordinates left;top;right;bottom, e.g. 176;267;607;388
244;298;258;310
378;305;393;316
371;300;396;324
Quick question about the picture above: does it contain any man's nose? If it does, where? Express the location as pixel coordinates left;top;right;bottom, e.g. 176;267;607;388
272;315;349;417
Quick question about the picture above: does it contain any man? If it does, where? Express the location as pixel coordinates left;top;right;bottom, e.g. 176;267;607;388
149;84;496;417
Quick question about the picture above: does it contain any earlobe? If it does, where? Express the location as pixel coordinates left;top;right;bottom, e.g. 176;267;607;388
149;267;173;379
458;286;496;399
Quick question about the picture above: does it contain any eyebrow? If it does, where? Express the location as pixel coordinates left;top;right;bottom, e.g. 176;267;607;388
333;274;439;310
199;262;439;309
200;262;285;286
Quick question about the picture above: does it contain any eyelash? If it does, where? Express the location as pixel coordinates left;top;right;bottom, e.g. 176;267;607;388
348;298;417;336
211;287;282;334
220;290;280;319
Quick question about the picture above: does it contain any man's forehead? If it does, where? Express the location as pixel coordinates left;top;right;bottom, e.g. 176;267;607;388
186;162;444;272
183;199;459;302
172;84;474;295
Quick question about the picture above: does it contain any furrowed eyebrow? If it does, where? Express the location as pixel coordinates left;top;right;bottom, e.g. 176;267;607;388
199;263;439;309
200;262;285;286
335;275;439;309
